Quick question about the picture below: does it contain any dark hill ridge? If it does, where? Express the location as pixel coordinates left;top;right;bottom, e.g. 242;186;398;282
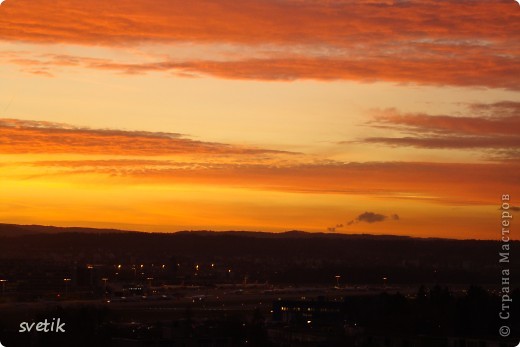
0;223;128;237
174;229;414;240
0;223;517;285
0;223;513;262
0;222;419;240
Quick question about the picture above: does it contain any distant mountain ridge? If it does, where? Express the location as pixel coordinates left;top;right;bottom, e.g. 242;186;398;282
0;222;518;286
0;223;128;237
0;223;422;240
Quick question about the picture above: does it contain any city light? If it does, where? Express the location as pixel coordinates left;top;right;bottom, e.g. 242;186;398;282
0;279;7;295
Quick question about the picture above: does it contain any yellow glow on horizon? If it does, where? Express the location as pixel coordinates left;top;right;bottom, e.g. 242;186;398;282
0;1;518;241
0;163;503;239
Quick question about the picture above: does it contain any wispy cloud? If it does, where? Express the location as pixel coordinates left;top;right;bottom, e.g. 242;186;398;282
1;0;518;88
363;136;520;149
0;118;294;157
9;159;518;206
1;1;515;45
1;118;518;206
370;102;520;135
356;102;520;157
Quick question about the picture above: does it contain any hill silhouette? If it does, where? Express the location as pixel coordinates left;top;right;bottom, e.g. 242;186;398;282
0;223;129;237
0;223;517;285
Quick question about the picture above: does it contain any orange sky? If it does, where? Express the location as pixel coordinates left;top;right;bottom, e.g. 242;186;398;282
0;0;518;239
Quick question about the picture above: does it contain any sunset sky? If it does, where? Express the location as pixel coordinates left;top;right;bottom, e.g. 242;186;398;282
0;0;518;239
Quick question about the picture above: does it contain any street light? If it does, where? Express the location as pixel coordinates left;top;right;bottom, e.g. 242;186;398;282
334;275;341;288
0;279;7;295
101;278;108;299
63;278;71;296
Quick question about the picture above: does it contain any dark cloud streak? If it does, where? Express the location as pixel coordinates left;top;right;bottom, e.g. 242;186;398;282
357;102;520;156
0;118;295;156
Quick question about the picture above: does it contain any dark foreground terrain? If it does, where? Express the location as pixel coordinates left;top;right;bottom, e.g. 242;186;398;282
0;224;518;346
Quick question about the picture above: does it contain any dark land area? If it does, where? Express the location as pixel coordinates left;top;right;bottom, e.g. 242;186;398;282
0;223;518;346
